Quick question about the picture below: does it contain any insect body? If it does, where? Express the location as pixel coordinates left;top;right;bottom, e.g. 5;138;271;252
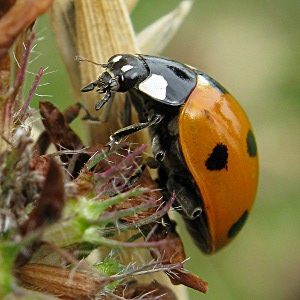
81;54;259;254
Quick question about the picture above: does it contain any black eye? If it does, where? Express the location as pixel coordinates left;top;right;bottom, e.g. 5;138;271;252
116;69;140;92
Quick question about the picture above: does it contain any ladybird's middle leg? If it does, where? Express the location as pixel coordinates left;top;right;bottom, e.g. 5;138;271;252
167;173;203;220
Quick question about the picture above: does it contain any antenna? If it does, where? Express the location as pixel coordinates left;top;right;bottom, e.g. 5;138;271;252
75;56;107;68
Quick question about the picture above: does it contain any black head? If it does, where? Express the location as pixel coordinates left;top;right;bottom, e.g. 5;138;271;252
81;54;149;110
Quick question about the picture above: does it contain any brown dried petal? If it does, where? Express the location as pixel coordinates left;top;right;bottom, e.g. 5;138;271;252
39;101;83;150
148;220;209;294
33;102;83;157
167;268;208;294
30;155;51;178
16;158;65;267
21;158;65;234
149;221;187;264
39;101;91;177
115;280;178;300
0;0;54;59
0;0;17;17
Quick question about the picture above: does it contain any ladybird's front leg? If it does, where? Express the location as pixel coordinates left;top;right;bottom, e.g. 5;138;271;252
122;94;132;127
107;114;164;148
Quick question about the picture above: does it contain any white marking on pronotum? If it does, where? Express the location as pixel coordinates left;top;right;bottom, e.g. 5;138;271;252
198;74;210;86
121;65;133;73
138;74;168;100
111;55;122;63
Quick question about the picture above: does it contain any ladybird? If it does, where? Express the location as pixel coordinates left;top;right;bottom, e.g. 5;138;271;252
81;54;259;254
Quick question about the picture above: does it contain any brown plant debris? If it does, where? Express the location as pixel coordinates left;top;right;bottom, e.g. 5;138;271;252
0;0;54;59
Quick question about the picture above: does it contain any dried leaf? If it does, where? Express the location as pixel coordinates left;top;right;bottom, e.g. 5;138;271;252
114;280;177;300
167;268;209;294
39;101;83;150
16;158;65;267
39;101;90;176
33;102;84;156
138;0;193;54
18;264;178;299
0;0;17;17
148;219;209;294
29;158;65;226
149;220;187;265
18;264;102;299
30;156;52;178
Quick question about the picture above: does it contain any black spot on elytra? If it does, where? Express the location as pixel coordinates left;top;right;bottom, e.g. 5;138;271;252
205;143;228;171
246;130;257;157
227;211;249;239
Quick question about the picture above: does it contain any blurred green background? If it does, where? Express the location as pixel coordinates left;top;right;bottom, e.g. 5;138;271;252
26;1;300;299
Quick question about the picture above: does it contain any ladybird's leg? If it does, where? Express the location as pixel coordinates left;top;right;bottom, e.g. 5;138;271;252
151;135;166;162
149;121;171;162
122;94;132;127
124;163;147;188
107;114;164;148
128;90;148;123
72;103;99;122
124;156;161;189
167;173;202;219
98;94;115;122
